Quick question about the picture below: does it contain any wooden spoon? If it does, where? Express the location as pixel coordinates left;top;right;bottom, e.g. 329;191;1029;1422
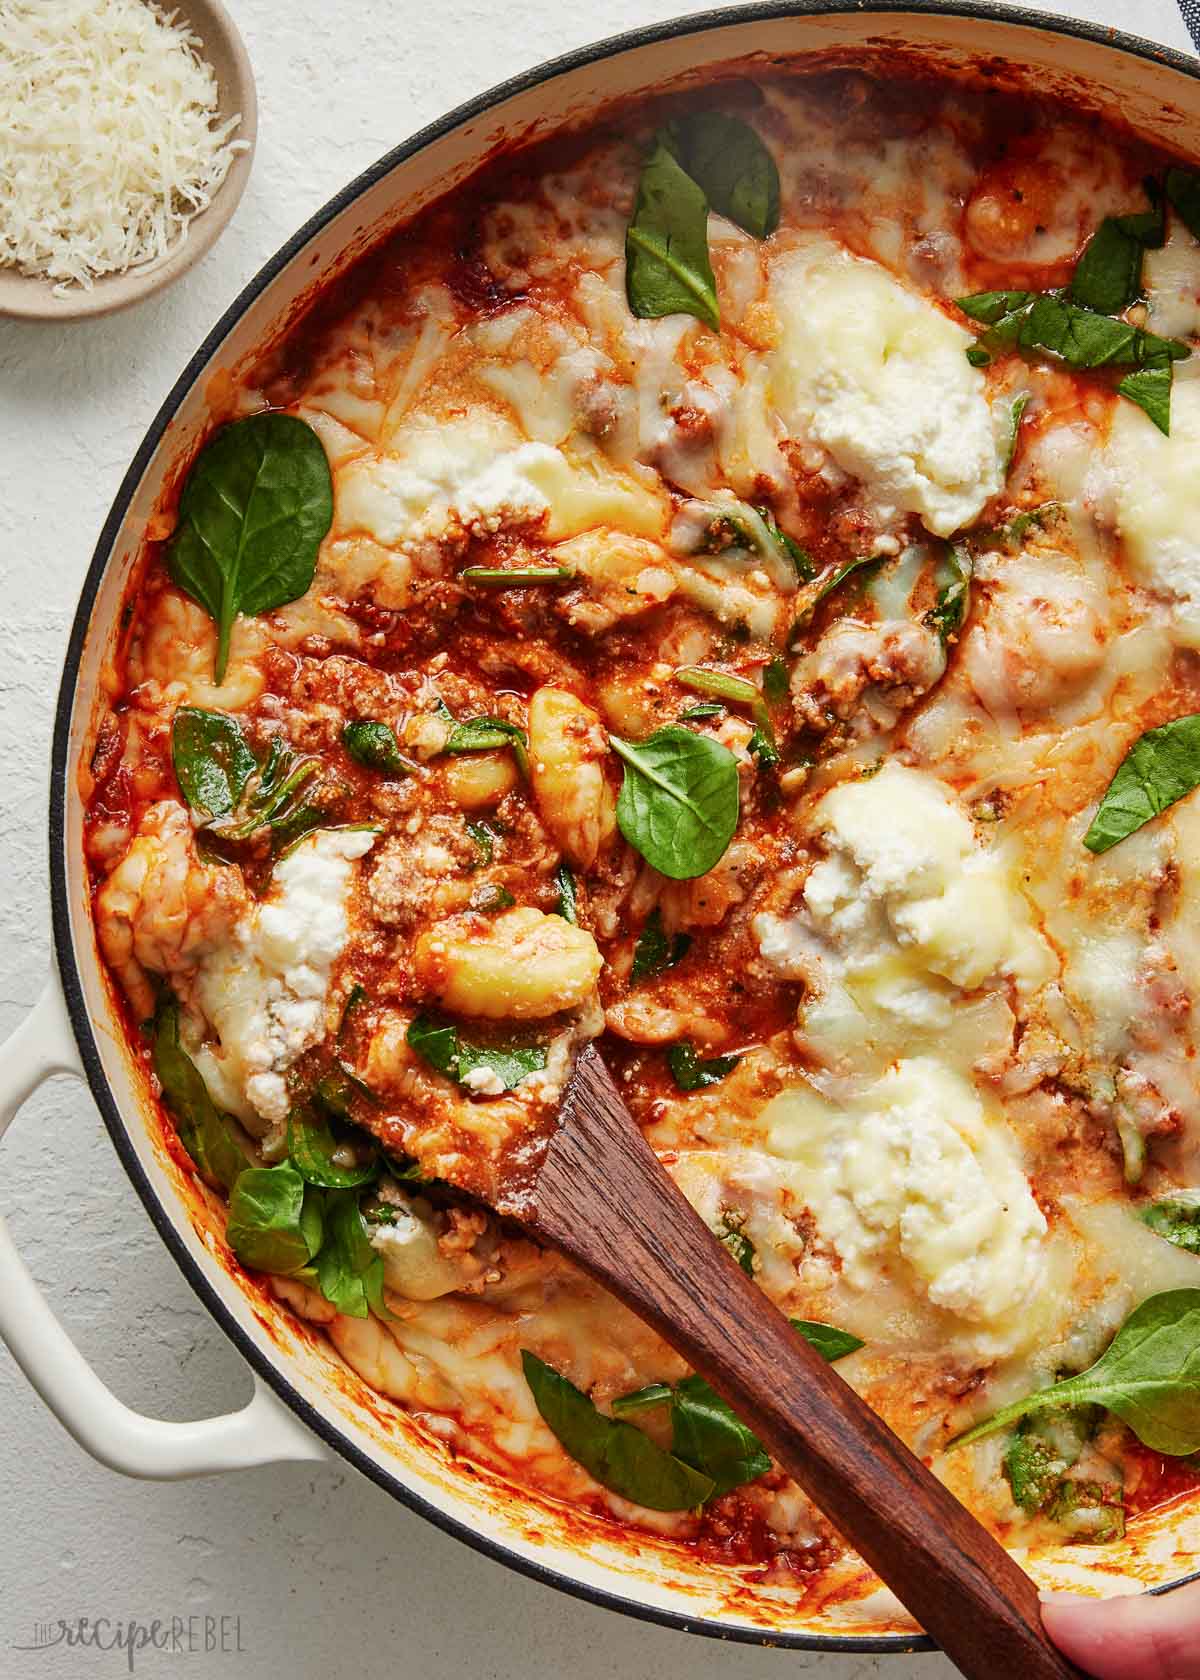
492;1044;1082;1680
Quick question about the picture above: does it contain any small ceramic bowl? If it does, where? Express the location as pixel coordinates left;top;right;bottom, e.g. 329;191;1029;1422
0;0;257;322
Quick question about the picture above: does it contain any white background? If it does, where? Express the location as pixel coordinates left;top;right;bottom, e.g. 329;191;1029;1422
0;2;1192;1676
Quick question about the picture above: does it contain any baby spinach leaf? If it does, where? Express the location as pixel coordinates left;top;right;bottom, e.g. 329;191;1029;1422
756;508;814;582
521;1351;715;1511
667;1041;740;1091
167;412;334;685
626;141;719;330
958;289;1188;369
342;720;413;776
337;983;368;1046
1083;714;1200;852
1004;394;1029;470
226;1162;324;1276
761;656;790;706
554;861;578;924
407;1015;547;1092
444;716;530;777
610;1320;861;1497
1166;167;1200;240
790;1318;865;1363
924;544;973;646
661;112;780;239
675;665;773;739
466;819;496;866
1004;1408;1098;1515
713;1212;754;1276
315;1188;394;1320
1069;185;1164;316
1046;1476;1125;1543
460;565;572;585
473;882;516;912
792;554;882;636
1117;356;1175;435
151;993;247;1193
680;703;724;720
670;1373;771;1497
1140;1193;1200;1255
171;707;257;820
747;725;779;768
287;1104;379;1190
611;726;740;880
611;1383;675;1414
952;1289;1200;1456
313;1060;376;1121
631;909;691;982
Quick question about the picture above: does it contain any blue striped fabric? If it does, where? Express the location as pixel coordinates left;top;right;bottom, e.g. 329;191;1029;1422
1180;0;1200;50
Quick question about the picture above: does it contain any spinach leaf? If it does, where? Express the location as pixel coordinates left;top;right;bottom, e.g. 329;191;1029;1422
342;719;412;776
755;508;814;581
444;716;529;777
407;1014;547;1092
167;413;333;685
287;1104;379;1190
315;1189;393;1320
761;656;790;706
1140;1193;1200;1255
1166;167;1200;240
714;1212;754;1276
466;819;496;866
1046;1476;1125;1543
631;909;691;982
460;565;572;585
747;725;779;768
554;861;578;924
611;726;739;880
790;1318;865;1363
1083;714;1200;852
1005;394;1029;471
151;993;247;1193
1069;185;1164;316
670;1373;771;1497
951;1289;1200;1456
521;1351;715;1511
313;1060;376;1120
171;707;257;820
1004;1408;1098;1514
226;1162;323;1275
679;703;724;720
661;112;780;239
625;141;719;330
610;1320;861;1498
792;554;881;635
924;544;973;646
958;289;1188;370
667;1040;740;1091
1117;356;1175;436
675;665;773;738
337;982;368;1046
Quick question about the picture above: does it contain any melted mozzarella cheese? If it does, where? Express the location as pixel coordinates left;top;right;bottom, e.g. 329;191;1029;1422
189;829;376;1132
1107;380;1200;645
765;1059;1047;1336
767;235;1003;536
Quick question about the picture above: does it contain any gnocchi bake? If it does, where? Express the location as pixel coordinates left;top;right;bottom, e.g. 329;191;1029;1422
85;63;1200;1594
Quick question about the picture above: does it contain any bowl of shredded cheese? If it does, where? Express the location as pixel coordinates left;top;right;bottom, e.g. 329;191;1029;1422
0;0;256;320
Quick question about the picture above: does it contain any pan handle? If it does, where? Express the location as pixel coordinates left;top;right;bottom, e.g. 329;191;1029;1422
0;978;331;1478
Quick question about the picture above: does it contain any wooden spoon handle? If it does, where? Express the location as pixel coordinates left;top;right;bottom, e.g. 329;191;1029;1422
529;1047;1081;1680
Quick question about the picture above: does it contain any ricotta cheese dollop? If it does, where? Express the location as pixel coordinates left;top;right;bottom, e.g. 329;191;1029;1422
768;235;1003;537
766;1058;1048;1330
754;763;1053;1049
189;828;376;1133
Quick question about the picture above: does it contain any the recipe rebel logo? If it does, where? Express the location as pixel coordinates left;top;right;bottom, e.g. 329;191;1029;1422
12;1614;247;1671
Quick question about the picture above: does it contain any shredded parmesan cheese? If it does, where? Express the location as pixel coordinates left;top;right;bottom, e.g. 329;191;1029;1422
0;0;246;291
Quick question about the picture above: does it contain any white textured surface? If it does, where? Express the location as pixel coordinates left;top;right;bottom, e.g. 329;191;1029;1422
0;2;1190;1675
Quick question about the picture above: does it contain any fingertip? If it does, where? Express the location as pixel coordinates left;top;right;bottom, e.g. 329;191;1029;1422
1039;1584;1200;1680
